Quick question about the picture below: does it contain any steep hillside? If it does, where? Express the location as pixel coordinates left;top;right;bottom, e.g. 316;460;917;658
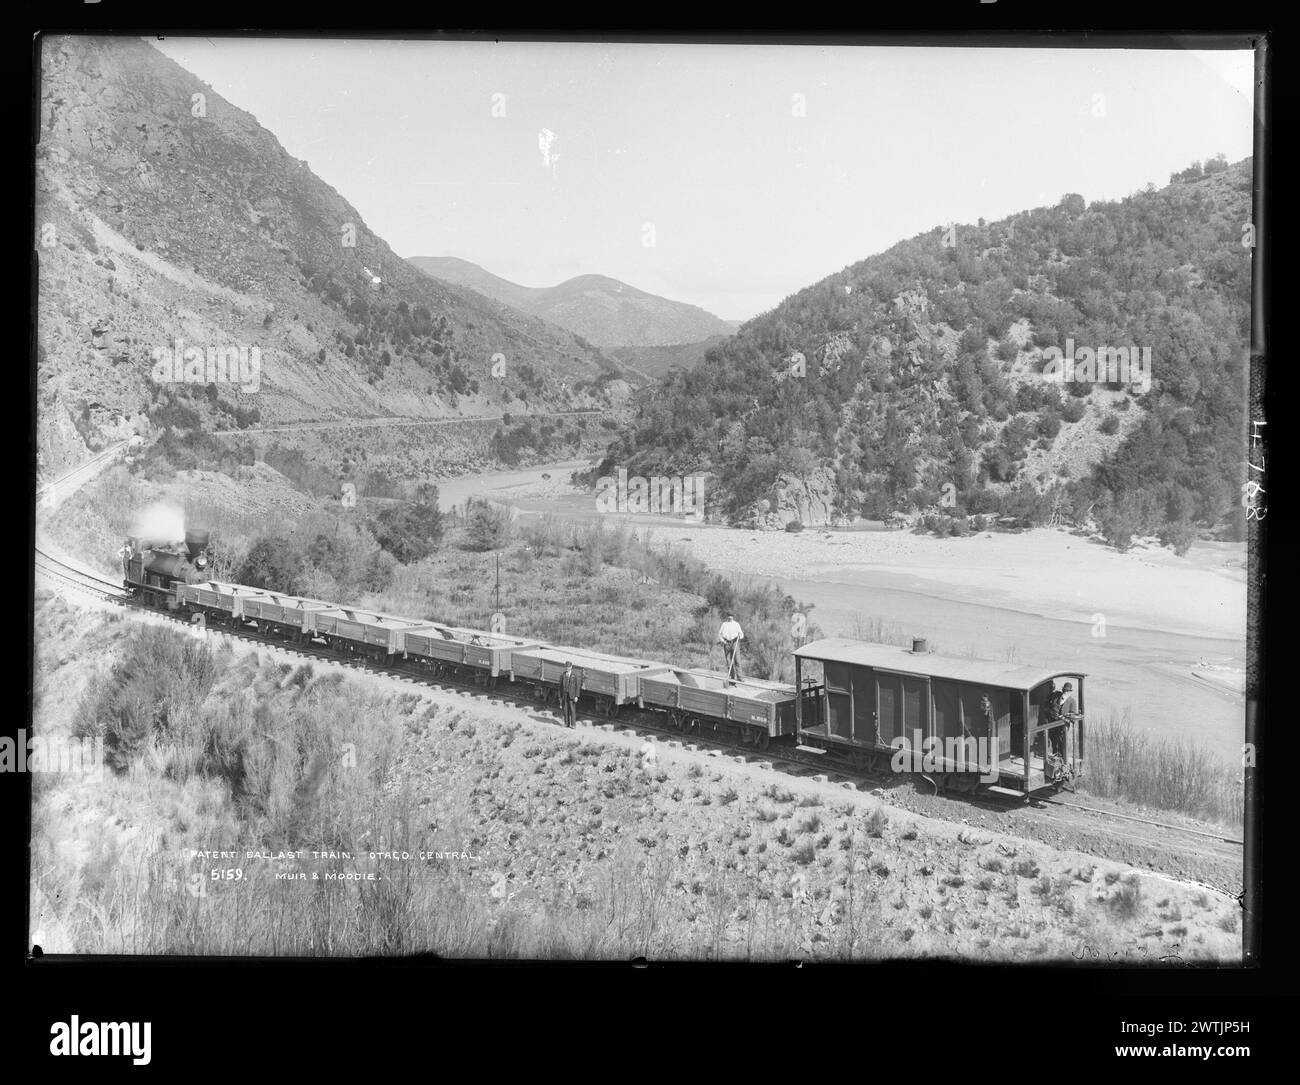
35;36;620;477
597;158;1252;549
410;256;736;348
609;336;732;381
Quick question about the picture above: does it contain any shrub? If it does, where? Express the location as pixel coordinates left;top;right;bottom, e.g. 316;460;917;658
372;495;444;564
463;498;516;552
1159;519;1197;556
1061;398;1086;424
236;536;303;591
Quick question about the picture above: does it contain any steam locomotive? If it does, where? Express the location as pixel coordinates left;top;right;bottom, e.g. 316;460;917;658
120;529;212;609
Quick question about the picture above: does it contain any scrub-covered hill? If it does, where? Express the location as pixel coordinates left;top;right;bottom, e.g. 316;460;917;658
596;157;1252;549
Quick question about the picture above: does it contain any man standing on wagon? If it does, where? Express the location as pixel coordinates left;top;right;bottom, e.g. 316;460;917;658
718;614;745;682
560;661;583;728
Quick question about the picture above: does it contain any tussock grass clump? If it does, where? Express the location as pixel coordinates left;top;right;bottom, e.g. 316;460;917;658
850;614;938;652
1080;709;1242;827
864;808;888;838
1108;875;1142;919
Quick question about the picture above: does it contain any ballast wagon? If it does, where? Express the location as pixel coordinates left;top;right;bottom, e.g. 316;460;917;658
402;624;543;687
509;645;672;717
639;668;807;750
235;591;336;641
177;580;279;625
310;606;438;661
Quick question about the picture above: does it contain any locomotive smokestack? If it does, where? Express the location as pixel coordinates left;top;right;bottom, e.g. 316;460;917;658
185;528;211;563
911;637;928;654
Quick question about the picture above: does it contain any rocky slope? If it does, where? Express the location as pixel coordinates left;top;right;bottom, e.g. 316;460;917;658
35;36;619;477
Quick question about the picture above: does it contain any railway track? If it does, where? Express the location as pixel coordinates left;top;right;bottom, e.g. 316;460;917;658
33;549;127;601
33;547;1243;883
37;441;128;511
1035;795;1243;847
210;409;609;437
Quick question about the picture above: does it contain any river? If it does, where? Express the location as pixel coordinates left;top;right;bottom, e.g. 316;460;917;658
433;459;1247;764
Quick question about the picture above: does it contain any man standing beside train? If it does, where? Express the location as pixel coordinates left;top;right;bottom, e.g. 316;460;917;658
560;661;582;728
718;614;745;682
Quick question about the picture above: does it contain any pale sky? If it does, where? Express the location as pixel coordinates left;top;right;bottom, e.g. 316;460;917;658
151;38;1255;321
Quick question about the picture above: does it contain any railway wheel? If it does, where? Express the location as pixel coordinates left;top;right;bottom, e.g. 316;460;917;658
754;731;770;752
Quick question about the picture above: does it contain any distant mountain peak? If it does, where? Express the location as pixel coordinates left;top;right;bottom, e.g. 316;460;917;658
409;256;734;349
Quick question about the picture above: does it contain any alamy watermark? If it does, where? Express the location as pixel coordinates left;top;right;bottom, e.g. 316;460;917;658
49;1018;151;1065
2;730;103;780
150;338;262;393
596;467;706;521
890;731;999;784
1040;340;1151;394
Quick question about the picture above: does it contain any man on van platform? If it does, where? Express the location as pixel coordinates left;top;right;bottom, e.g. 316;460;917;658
1058;681;1078;719
1048;681;1078;760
